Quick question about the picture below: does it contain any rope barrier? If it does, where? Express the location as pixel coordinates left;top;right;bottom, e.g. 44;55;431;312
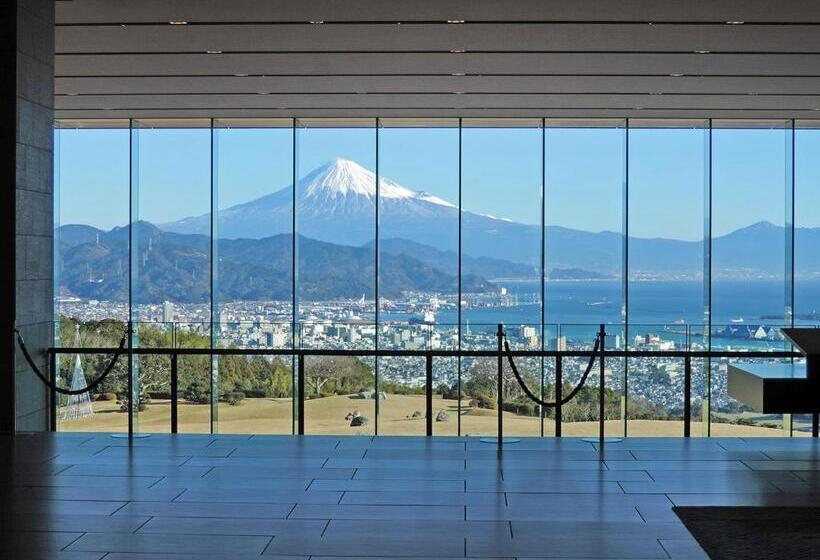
15;327;129;396
504;333;600;408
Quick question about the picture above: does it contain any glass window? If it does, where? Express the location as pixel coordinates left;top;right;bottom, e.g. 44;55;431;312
296;119;377;435
132;119;212;434
545;119;626;438
795;121;820;323
710;120;792;436
213;119;295;434
627;120;709;437
377;119;459;435
793;120;820;436
461;119;543;438
53;117;812;439
54;120;130;433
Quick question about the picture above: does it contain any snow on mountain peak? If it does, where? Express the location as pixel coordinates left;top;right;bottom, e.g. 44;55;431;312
300;158;454;207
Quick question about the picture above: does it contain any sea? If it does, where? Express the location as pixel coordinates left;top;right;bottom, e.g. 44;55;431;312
383;279;820;347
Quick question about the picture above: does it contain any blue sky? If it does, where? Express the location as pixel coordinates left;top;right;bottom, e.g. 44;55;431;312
56;124;820;238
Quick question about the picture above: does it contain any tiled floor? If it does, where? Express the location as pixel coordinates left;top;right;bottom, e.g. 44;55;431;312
2;434;820;560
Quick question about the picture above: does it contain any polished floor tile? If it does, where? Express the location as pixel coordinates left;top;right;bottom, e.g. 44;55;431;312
66;533;272;555
2;433;819;558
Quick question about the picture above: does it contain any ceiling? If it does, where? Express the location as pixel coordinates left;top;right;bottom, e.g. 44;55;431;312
54;0;820;119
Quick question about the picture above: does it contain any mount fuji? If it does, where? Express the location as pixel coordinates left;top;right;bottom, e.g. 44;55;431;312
157;158;820;279
161;158;544;266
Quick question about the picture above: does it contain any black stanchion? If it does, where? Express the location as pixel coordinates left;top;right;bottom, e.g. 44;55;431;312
684;356;691;438
481;324;520;447
297;354;305;435
426;354;433;437
583;324;621;445
49;352;57;432
598;323;605;445
170;353;178;434
555;356;562;437
497;323;504;452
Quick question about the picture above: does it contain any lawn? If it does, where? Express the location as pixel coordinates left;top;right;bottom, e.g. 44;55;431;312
58;393;791;437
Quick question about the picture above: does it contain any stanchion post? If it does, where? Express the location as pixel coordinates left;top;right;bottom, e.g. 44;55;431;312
497;323;504;452
598;323;606;445
297;353;305;435
170;353;178;434
426;353;433;436
684;356;691;438
555;356;562;437
813;413;819;438
49;351;57;432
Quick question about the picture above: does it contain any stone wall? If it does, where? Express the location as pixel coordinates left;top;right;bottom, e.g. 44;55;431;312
1;0;54;432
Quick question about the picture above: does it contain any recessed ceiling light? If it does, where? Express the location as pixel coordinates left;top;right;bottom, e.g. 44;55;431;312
234;73;248;77
726;21;745;24
634;106;644;110
309;20;324;24
447;20;465;24
206;50;222;54
453;91;464;95
450;49;466;53
451;72;466;76
169;21;188;25
694;50;710;54
258;92;269;95
669;73;684;77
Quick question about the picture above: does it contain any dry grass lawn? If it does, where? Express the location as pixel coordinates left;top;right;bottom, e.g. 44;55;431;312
58;393;794;437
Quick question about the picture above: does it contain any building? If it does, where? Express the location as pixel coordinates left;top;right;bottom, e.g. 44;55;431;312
3;2;820;559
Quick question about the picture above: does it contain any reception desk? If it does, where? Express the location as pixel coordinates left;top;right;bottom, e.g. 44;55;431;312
727;362;816;414
728;328;820;415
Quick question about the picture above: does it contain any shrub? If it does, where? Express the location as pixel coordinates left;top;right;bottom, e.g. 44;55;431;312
96;392;117;401
501;401;518;414
471;395;496;410
183;380;210;404
439;383;464;400
223;391;245;406
517;402;535;417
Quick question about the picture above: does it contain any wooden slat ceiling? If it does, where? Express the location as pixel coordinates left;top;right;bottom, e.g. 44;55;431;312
54;0;820;119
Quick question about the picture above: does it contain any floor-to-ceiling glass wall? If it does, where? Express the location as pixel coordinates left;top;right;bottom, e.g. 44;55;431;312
545;119;626;437
377;119;460;435
461;119;543;437
54;120;130;432
53;118;816;438
627;120;709;436
131;119;213;433
793;120;820;436
711;120;792;436
296;119;377;435
213;119;294;434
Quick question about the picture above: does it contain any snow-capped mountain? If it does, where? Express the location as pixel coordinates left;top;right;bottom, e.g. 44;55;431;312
162;158;541;262
160;159;810;276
